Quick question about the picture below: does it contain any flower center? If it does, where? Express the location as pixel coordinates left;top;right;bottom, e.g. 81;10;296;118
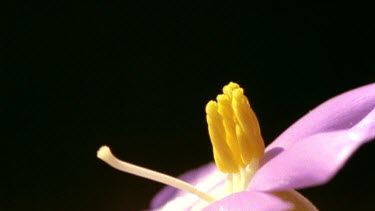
96;82;265;205
205;82;265;194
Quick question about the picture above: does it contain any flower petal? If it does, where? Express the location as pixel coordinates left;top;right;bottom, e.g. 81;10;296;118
273;190;317;211
202;190;292;211
266;83;375;151
250;107;375;191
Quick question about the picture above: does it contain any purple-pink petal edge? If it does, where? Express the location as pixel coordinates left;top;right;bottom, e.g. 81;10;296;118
251;83;375;191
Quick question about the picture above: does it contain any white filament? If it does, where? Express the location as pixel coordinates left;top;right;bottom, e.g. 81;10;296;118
97;146;216;203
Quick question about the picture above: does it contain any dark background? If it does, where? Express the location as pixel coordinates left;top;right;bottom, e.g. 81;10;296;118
2;1;375;211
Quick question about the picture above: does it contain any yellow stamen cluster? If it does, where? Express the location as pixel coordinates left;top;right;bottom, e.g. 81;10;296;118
206;82;265;173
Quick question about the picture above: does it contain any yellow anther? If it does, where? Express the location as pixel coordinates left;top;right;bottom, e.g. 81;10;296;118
223;82;240;97
232;88;265;163
206;101;238;173
206;82;265;173
217;94;245;168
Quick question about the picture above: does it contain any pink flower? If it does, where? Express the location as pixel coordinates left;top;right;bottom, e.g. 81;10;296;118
149;82;375;210
98;82;375;211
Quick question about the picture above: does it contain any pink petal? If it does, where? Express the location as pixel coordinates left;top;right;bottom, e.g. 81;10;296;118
202;191;292;211
250;107;375;191
266;83;375;151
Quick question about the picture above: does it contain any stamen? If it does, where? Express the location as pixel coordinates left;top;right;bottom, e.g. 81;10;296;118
232;88;265;162
233;171;242;192
217;94;245;168
226;174;234;194
206;82;265;193
239;168;247;190
206;82;265;173
97;146;216;203
206;101;238;173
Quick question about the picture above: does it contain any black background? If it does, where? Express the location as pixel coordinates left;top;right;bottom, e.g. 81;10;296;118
2;1;375;211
